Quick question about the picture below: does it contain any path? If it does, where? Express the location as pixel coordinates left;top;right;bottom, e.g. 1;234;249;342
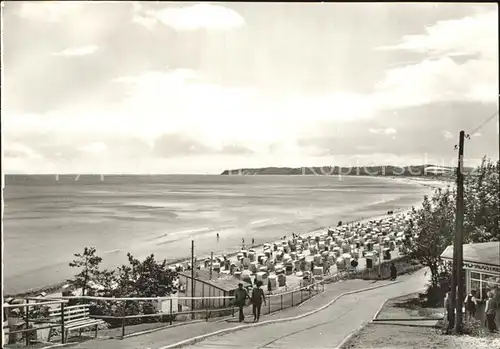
69;274;418;349
181;268;430;349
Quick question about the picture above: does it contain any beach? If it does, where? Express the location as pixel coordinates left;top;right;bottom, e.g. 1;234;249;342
3;174;444;296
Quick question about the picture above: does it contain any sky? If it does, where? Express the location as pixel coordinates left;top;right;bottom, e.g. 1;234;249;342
2;2;499;174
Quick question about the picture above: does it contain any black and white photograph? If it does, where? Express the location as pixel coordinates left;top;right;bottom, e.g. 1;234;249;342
1;2;499;349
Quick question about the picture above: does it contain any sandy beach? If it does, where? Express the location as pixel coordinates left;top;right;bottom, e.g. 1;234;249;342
3;175;448;297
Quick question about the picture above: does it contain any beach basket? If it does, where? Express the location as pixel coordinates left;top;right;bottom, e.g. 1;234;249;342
213;262;221;272
383;248;391;260
336;257;346;270
278;273;286;287
268;276;277;291
241;270;252;283
341;244;350;254
250;262;258;273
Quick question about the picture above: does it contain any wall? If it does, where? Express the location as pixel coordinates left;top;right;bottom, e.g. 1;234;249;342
179;275;229;309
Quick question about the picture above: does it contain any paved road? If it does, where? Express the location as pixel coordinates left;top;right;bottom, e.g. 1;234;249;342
181;269;429;349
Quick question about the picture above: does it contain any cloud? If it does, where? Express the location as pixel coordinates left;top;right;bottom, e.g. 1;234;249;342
373;10;498;109
133;3;245;31
3;142;41;159
17;2;83;22
376;12;496;59
52;45;99;57
368;128;397;135
78;142;108;153
443;131;454;140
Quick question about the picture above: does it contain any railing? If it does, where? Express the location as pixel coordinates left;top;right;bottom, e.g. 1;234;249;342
3;279;328;346
2;299;68;348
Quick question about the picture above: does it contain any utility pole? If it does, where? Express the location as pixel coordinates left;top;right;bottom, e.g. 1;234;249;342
454;131;465;333
191;240;195;320
498;111;500;242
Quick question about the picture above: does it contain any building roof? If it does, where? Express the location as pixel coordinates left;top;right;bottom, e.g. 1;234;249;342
179;270;251;292
179;269;220;281
441;242;500;267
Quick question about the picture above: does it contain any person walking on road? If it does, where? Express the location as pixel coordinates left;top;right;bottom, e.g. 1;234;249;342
235;283;249;322
390;262;397;281
485;291;498;333
251;281;267;322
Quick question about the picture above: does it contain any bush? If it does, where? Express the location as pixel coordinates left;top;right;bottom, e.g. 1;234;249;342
462;318;486;337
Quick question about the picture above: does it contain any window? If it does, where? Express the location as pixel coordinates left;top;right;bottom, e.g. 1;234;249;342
469;270;500;299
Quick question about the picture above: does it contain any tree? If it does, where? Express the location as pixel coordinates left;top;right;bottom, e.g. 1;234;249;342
405;157;499;289
464;158;499;243
404;187;456;288
68;246;103;296
124;253;178;297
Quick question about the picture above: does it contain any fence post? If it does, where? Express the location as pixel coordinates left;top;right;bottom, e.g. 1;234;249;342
25;300;30;346
61;302;65;344
169;299;173;326
291;291;294;307
121;302;126;339
280;294;283;310
268;296;271;314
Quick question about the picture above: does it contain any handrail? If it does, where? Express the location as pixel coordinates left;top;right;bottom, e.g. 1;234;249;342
42;295;234;301
3;300;68;308
91;307;235;320
39;278;325;302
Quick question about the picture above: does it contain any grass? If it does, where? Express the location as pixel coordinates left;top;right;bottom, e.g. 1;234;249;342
375;292;445;320
342;291;500;349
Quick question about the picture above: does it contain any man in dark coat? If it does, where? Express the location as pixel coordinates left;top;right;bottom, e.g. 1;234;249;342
234;283;249;322
251;281;267;322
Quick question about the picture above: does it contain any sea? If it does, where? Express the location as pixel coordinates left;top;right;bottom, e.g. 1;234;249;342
2;174;432;295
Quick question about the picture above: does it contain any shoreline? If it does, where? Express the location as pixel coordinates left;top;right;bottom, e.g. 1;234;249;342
4;176;444;299
4;207;415;299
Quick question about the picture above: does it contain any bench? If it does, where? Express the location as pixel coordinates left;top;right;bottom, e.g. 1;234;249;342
48;304;104;343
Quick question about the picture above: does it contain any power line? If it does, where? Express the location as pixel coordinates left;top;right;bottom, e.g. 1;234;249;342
453;110;499;150
467;110;499;137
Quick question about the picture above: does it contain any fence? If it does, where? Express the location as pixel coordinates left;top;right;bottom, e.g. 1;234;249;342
2;278;327;346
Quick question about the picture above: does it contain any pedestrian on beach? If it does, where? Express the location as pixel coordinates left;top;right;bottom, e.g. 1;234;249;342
216;233;219;241
234;283;249;322
464;290;478;320
390;262;397;281
485;291;498;333
251;281;266;322
252;238;255;246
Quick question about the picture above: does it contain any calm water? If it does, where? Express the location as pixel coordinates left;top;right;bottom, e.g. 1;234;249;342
3;174;431;294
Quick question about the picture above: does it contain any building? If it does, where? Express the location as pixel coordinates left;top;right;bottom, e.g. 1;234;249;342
178;269;251;309
441;241;500;325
